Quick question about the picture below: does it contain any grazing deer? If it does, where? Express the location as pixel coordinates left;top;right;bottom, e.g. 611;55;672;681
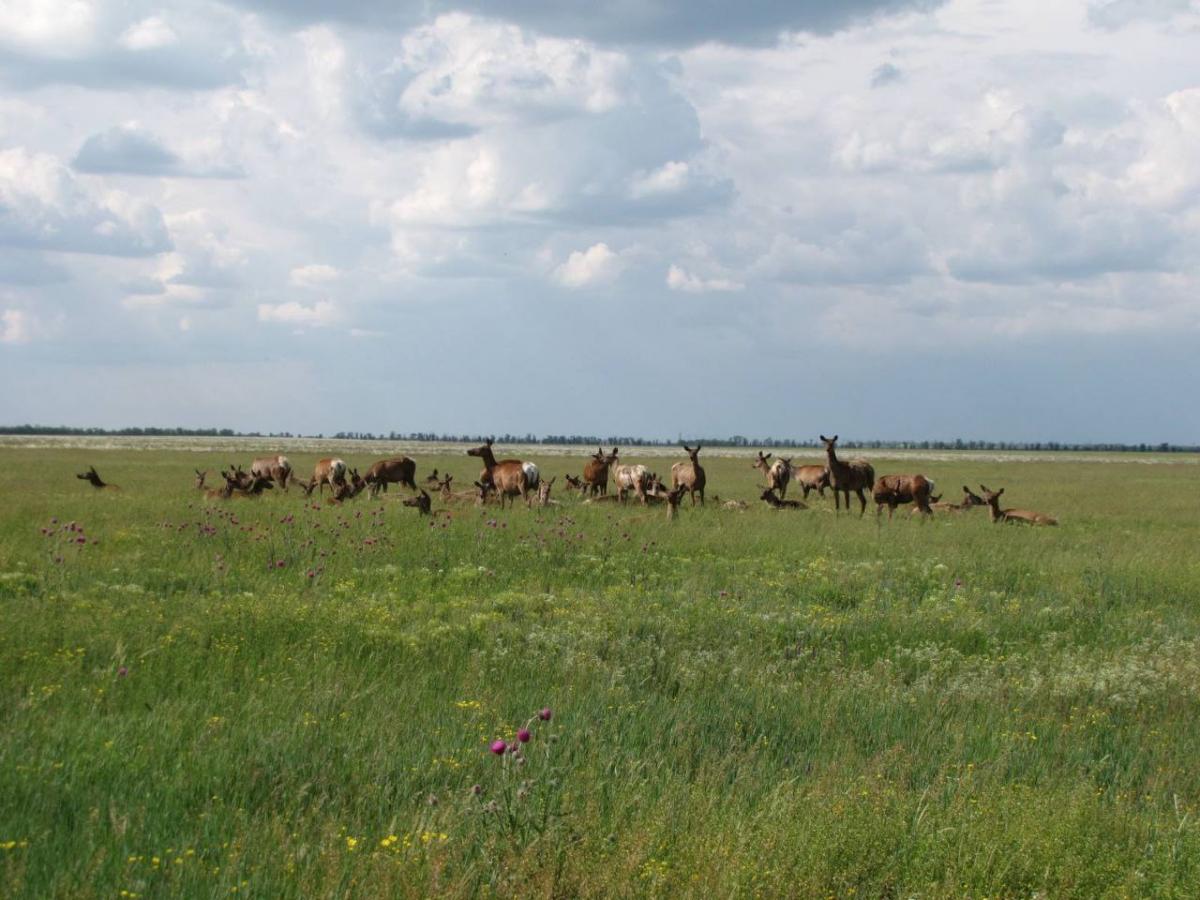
583;447;618;496
364;457;417;496
250;454;293;491
753;452;793;498
819;435;874;516
537;476;557;508
307;458;348;496
671;445;706;506
402;489;432;515
873;474;935;518
979;485;1058;526
931;486;986;513
760;488;807;510
76;466;119;490
792;465;831;499
468;439;538;508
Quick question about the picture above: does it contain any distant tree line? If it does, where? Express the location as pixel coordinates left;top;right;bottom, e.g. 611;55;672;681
2;424;1196;453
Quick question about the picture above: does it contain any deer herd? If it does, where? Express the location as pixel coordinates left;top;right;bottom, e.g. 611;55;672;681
75;435;1059;526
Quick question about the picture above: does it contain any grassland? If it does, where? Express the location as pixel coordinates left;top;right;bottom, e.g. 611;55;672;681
2;443;1199;898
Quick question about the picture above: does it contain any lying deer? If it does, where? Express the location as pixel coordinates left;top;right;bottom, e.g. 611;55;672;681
537;476;557;508
77;466;119;490
760;488;807;510
425;468;442;486
931;485;986;513
980;485;1058;526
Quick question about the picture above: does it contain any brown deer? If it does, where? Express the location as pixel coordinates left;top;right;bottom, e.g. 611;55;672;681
536;476;557;507
250;454;293;490
873;474;935;518
671;445;706;506
402;489;432;515
583;447;618;496
76;466;119;490
364;457;417;496
752;452;792;498
425;468;441;485
343;468;368;500
931;486;986;513
979;485;1058;526
467;439;537;508
793;464;831;499
664;485;686;521
307;458;348;496
564;473;588;495
472;480;501;506
194;469;209;490
760;488;807;510
819;435;873;515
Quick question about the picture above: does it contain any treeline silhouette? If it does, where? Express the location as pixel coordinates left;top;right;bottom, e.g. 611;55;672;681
1;424;1196;453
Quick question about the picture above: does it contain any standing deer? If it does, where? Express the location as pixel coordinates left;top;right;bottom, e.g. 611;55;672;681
612;454;652;505
307;458;348;496
76;466;119;490
583;447;618;496
792;465;831;499
671;445;706;506
467;439;536;508
873;474;935;518
752;452;792;499
980;485;1058;526
364;457;417;496
819;435;874;515
250;454;293;491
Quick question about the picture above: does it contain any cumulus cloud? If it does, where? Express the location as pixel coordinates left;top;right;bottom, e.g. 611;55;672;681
870;62;903;87
289;264;339;287
0;2;250;90
0;308;31;344
1087;0;1196;29
257;300;339;327
555;243;622;287
72;124;243;178
666;264;744;293
0;147;171;256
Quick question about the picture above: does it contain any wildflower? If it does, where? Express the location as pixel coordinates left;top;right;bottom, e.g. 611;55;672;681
276;559;285;568
539;707;552;721
117;666;128;677
490;740;507;755
517;729;531;743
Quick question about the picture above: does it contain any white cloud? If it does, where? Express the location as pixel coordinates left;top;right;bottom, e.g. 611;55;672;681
118;16;178;51
0;308;31;344
0;147;170;256
555;243;622;287
630;161;691;197
257;300;339;327
289;263;339;287
666;264;744;293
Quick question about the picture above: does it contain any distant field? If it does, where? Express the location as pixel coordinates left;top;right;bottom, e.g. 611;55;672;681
2;443;1199;897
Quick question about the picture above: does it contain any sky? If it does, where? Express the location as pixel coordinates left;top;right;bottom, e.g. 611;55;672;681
0;0;1198;443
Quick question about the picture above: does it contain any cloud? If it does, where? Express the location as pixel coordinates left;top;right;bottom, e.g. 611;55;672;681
870;62;902;87
0;2;250;90
257;300;339;327
0;147;171;256
555;242;623;287
1087;0;1195;29
0;308;31;344
72;124;244;178
666;264;744;293
289;264;339;287
226;0;946;48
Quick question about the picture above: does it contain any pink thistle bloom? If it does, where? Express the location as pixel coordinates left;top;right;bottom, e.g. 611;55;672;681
117;666;128;677
276;560;285;568
517;729;531;743
539;708;552;721
490;740;507;755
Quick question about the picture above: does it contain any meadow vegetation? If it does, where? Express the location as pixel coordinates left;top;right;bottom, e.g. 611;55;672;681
2;445;1199;897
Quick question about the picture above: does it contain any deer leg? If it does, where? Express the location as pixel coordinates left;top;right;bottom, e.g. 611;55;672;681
857;489;867;516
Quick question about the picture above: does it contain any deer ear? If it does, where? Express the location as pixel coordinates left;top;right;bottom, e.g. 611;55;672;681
819;435;827;442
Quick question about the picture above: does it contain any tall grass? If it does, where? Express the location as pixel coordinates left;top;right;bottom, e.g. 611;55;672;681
2;447;1199;897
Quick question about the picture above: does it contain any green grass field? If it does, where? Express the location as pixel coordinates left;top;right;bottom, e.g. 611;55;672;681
2;443;1199;898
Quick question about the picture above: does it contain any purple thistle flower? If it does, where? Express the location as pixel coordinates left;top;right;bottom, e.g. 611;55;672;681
490;740;507;755
517;728;531;743
117;666;128;677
